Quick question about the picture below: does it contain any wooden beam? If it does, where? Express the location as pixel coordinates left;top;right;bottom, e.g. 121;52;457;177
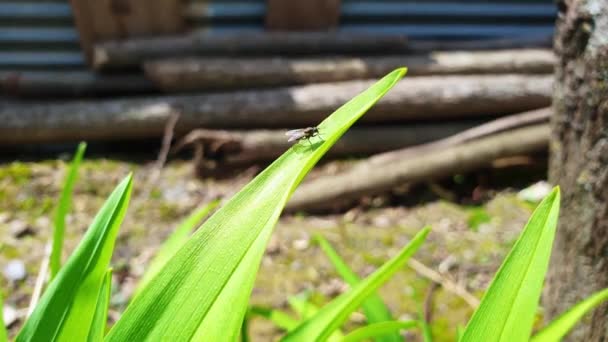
265;0;341;31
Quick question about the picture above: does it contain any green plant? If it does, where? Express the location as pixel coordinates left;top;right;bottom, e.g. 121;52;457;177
50;142;86;279
7;69;608;342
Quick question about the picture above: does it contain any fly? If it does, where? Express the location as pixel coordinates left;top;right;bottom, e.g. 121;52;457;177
285;126;322;145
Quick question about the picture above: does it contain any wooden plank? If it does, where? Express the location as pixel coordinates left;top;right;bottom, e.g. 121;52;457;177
265;0;341;31
69;0;184;65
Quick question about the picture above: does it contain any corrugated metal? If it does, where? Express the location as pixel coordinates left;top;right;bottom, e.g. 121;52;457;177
1;0;556;71
0;1;85;70
185;0;556;39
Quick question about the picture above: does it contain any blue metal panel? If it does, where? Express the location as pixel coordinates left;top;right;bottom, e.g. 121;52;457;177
0;0;557;71
0;3;72;19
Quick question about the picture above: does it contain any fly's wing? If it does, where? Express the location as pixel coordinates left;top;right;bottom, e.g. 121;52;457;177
285;129;305;142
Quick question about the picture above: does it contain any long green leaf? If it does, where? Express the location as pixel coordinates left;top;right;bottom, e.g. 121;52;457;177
531;287;608;342
287;296;343;341
341;321;419;342
87;269;113;342
106;68;407;342
17;175;132;342
133;200;219;298
460;188;560;342
248;306;300;331
315;235;399;342
288;294;320;320
283;227;431;341
0;292;7;342
51;142;86;279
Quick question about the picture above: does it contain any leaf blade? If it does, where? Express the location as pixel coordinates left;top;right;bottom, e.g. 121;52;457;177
132;200;219;298
315;235;399;342
460;188;560;342
106;69;407;341
50;142;87;279
87;269;113;342
283;226;430;341
341;320;419;342
531;287;608;342
17;175;132;342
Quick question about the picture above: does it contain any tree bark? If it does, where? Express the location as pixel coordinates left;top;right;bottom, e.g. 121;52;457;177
93;31;408;69
0;74;551;145
144;49;555;92
286;124;549;212
545;0;608;340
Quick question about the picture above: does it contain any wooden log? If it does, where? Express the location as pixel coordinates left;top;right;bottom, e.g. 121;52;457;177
144;49;555;91
174;122;480;166
0;71;156;97
285;124;550;212
407;35;553;53
0;74;552;145
93;31;408;69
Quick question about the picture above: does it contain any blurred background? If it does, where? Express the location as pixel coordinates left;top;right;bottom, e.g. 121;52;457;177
1;0;558;340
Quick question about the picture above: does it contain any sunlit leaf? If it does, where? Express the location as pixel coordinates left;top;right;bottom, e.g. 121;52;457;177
87;269;113;342
315;235;399;342
283;227;430;341
106;69;407;341
132;200;219;298
0;292;7;342
460;188;560;342
531;287;608;342
17;175;132;342
341;321;418;342
248;306;299;331
51;142;86;279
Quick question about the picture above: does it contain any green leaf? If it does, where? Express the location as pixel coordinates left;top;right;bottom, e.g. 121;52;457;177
315;235;399;342
288;294;320;320
51;142;87;279
106;68;408;342
248;306;300;331
87;269;113;342
283;227;431;341
341;321;419;342
460;187;560;342
17;175;132;342
531;287;608;342
132;200;219;298
287;296;343;341
0;292;7;342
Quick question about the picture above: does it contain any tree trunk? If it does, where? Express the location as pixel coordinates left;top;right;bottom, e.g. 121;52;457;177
0;75;551;145
545;1;608;341
144;50;554;92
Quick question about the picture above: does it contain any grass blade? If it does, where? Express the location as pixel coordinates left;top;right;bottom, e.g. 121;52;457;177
248;306;300;331
342;321;419;342
132;200;219;298
87;269;113;342
460;188;560;342
0;292;7;342
106;69;407;341
51;142;86;279
288;294;320;320
282;227;431;341
315;235;399;342
17;175;132;342
531;287;608;342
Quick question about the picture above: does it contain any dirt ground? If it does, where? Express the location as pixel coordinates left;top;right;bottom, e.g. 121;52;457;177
0;155;541;341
